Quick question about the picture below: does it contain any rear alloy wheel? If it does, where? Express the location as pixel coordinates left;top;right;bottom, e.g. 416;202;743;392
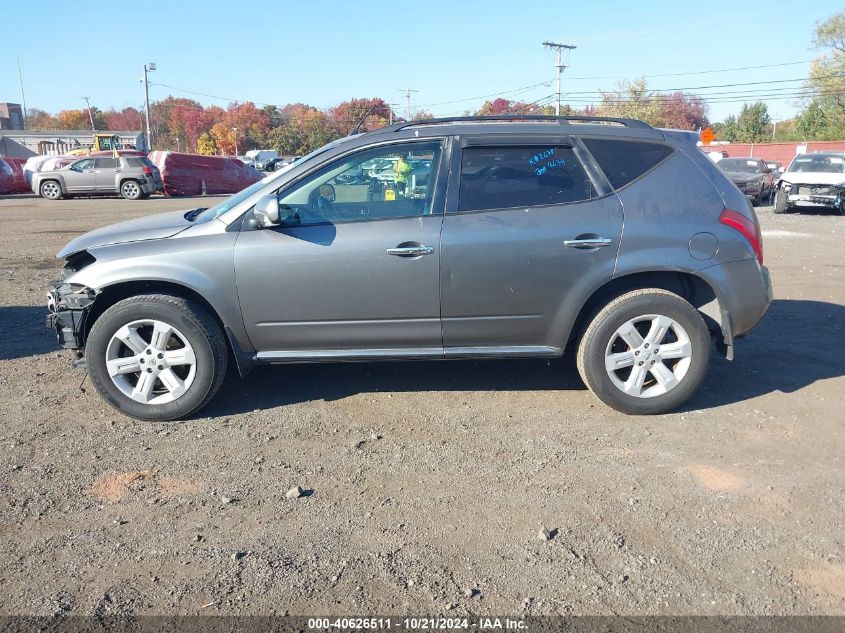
86;294;227;421
577;289;710;415
120;180;142;200
40;180;62;200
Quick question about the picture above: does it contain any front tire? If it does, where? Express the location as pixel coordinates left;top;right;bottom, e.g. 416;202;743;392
773;189;790;214
86;294;228;421
120;179;143;200
576;289;711;415
39;180;63;200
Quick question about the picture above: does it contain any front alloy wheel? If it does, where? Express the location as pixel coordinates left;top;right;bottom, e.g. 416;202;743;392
86;294;228;421
40;181;62;200
105;319;197;404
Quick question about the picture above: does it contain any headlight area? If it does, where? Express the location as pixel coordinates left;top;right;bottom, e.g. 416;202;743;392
46;282;97;349
63;250;97;278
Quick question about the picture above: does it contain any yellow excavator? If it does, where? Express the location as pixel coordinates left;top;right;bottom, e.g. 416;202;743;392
65;133;127;157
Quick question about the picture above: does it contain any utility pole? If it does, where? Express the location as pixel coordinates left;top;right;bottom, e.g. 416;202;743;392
16;57;27;129
143;63;156;150
399;87;418;120
81;96;95;131
542;41;576;115
232;127;238;157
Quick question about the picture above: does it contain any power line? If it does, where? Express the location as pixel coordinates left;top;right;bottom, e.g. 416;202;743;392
560;73;844;96
414;80;555;108
563;59;817;81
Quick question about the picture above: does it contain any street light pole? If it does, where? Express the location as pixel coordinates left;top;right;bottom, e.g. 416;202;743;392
232;127;238;157
143;63;156;150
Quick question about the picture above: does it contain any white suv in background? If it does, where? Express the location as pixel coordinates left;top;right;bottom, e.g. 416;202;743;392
774;152;845;215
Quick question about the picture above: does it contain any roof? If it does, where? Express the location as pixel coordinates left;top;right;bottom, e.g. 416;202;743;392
356;115;666;142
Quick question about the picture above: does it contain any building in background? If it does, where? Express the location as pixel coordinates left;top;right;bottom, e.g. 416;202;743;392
0;103;25;130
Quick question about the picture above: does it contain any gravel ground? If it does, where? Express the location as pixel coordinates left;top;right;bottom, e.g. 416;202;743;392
0;194;843;617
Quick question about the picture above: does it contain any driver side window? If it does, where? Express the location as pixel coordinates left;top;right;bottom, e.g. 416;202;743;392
275;141;443;226
73;159;95;171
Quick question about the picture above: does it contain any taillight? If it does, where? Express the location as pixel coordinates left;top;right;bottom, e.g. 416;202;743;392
143;167;153;175
719;208;763;265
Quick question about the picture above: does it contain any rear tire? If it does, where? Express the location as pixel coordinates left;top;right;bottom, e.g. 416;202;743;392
773;189;790;214
86;294;228;421
120;179;142;200
576;289;711;415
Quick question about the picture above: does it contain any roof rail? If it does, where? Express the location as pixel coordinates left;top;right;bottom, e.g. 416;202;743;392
388;115;653;131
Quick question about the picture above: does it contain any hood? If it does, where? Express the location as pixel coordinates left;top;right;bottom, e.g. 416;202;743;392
57;210;194;258
778;172;845;187
726;172;764;183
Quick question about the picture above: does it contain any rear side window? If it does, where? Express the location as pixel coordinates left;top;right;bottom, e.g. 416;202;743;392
581;138;674;189
458;145;595;212
94;158;117;169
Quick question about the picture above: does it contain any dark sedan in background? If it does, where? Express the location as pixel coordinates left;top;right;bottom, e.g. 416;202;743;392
718;157;775;205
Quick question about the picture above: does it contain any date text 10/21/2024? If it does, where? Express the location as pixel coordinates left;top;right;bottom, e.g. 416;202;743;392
306;617;527;630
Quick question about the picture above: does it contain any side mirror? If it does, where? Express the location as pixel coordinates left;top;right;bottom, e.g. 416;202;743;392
253;194;280;228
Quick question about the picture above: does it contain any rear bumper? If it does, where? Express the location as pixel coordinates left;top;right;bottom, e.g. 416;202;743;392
697;258;772;345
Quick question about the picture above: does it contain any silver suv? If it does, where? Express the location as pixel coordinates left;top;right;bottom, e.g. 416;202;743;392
46;116;772;421
33;155;163;200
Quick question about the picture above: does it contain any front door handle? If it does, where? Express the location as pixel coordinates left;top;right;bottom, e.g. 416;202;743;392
387;243;434;257
564;236;613;249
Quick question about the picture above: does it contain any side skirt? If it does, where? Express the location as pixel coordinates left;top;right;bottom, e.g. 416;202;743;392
254;346;561;364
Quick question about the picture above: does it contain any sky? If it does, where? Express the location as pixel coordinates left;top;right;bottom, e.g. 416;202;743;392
1;0;841;124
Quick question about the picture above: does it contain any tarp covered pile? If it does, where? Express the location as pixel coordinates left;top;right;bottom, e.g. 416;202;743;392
0;157;30;194
148;151;262;196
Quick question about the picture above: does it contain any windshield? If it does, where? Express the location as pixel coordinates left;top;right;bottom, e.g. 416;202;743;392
719;158;761;174
190;139;350;223
788;155;845;174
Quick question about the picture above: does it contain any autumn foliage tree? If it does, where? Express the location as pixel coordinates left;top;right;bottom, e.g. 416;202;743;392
329;98;393;134
102;107;143;131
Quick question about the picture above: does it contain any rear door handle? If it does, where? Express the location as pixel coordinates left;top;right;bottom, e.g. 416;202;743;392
387;243;434;257
564;236;612;249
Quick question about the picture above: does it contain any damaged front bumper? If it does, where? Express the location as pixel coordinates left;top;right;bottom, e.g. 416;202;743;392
46;282;96;349
783;183;845;209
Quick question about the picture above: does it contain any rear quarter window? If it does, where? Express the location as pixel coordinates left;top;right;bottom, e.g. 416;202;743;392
458;145;596;212
581;138;674;189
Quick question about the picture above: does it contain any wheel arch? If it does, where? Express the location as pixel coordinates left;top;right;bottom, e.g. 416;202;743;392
83;280;252;377
39;177;65;194
119;177;141;193
564;270;732;358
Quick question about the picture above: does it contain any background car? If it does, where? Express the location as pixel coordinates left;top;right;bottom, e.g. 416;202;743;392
717;157;775;205
766;161;783;178
32;155;163;200
774;152;845;215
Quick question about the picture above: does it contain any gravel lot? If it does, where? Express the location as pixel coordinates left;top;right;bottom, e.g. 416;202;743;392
0;194;843;617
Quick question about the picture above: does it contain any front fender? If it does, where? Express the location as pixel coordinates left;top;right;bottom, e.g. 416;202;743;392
65;231;253;354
